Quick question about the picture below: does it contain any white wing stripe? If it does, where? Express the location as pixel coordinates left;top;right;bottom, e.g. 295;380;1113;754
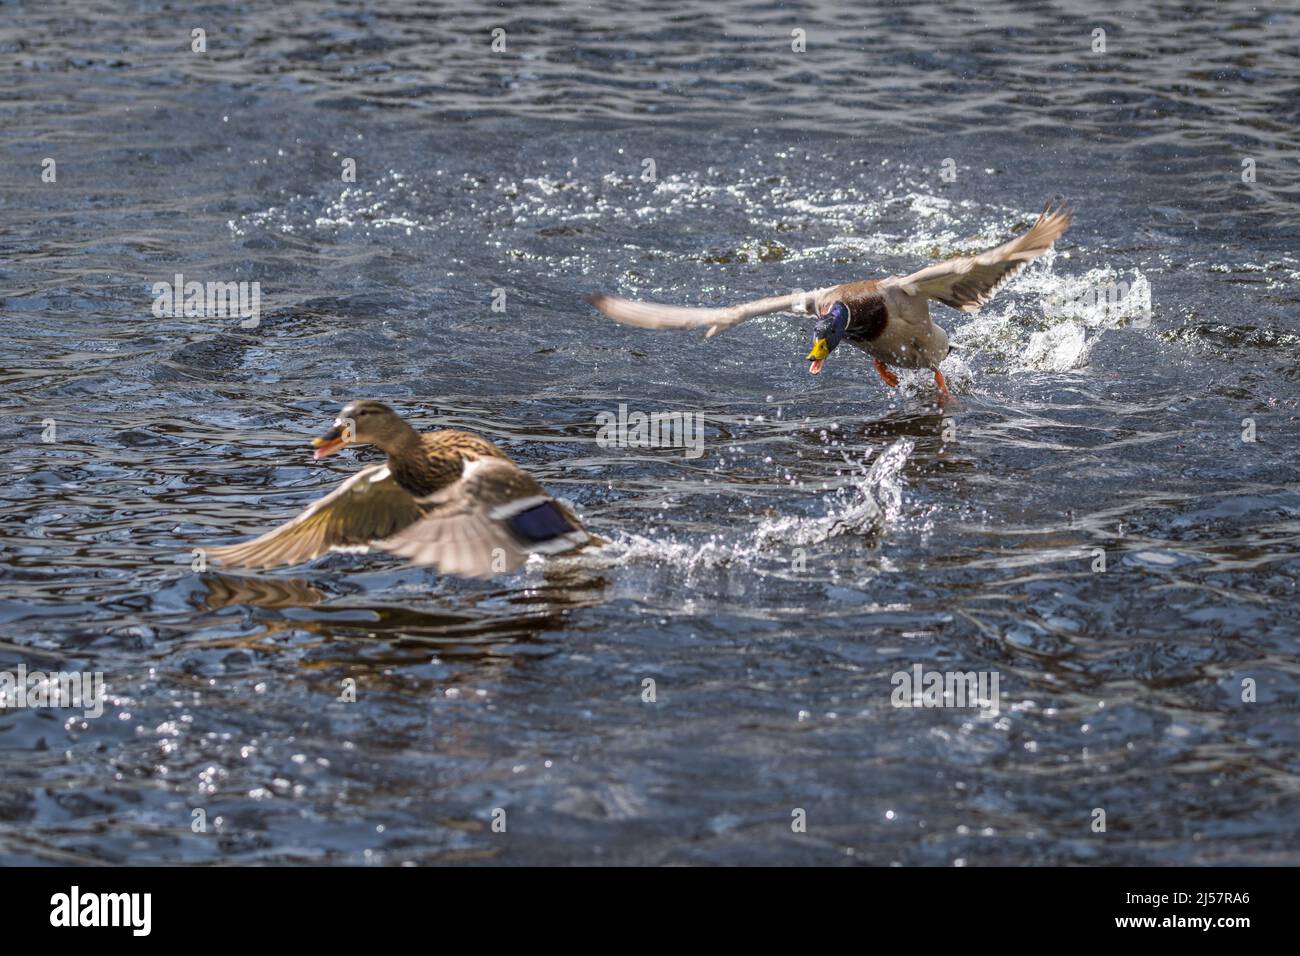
489;495;552;520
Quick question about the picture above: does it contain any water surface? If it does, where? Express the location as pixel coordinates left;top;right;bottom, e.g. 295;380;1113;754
1;0;1298;864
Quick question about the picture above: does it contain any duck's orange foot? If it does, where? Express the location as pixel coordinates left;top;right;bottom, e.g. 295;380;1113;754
934;368;954;406
874;358;899;388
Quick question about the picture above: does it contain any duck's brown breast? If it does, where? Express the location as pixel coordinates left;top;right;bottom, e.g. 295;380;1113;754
837;284;889;343
390;430;507;497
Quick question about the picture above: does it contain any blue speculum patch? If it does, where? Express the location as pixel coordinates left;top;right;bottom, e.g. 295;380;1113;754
508;501;573;542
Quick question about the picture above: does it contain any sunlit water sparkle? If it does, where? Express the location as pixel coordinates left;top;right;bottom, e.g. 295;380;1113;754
1;0;1298;865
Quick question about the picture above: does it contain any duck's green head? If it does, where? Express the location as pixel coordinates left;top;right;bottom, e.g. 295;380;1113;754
312;400;406;459
807;302;849;375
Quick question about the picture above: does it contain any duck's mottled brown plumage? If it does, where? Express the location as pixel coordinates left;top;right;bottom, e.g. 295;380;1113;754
388;430;506;497
205;402;600;578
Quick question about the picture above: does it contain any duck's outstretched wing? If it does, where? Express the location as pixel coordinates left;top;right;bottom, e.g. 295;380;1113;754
377;457;596;578
205;465;422;570
587;287;829;338
890;200;1073;314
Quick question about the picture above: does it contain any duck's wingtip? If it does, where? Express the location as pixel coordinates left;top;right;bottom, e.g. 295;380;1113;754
1041;195;1074;223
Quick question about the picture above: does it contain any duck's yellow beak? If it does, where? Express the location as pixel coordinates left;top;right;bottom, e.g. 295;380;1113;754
806;338;830;374
312;423;348;460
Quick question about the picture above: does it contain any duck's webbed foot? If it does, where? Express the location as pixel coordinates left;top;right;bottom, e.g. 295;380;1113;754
873;358;900;388
933;368;955;407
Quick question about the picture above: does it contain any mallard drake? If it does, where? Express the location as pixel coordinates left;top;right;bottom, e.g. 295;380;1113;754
206;401;600;578
588;200;1072;403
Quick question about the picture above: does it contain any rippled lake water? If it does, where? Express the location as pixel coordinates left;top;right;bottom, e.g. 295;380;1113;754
1;1;1298;865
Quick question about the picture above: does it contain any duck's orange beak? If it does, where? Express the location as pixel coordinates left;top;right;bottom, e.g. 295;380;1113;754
311;423;348;460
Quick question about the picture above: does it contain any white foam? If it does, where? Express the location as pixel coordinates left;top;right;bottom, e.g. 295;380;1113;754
589;438;915;576
951;259;1154;373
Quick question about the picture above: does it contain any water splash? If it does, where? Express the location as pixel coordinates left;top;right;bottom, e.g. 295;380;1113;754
592;438;915;574
951;260;1155;373
756;436;913;547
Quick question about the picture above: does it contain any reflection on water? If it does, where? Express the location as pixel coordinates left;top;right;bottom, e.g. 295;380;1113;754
0;0;1297;865
201;574;329;611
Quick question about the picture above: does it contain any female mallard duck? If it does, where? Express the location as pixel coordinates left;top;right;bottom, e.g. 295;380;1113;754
587;200;1072;403
206;401;600;578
